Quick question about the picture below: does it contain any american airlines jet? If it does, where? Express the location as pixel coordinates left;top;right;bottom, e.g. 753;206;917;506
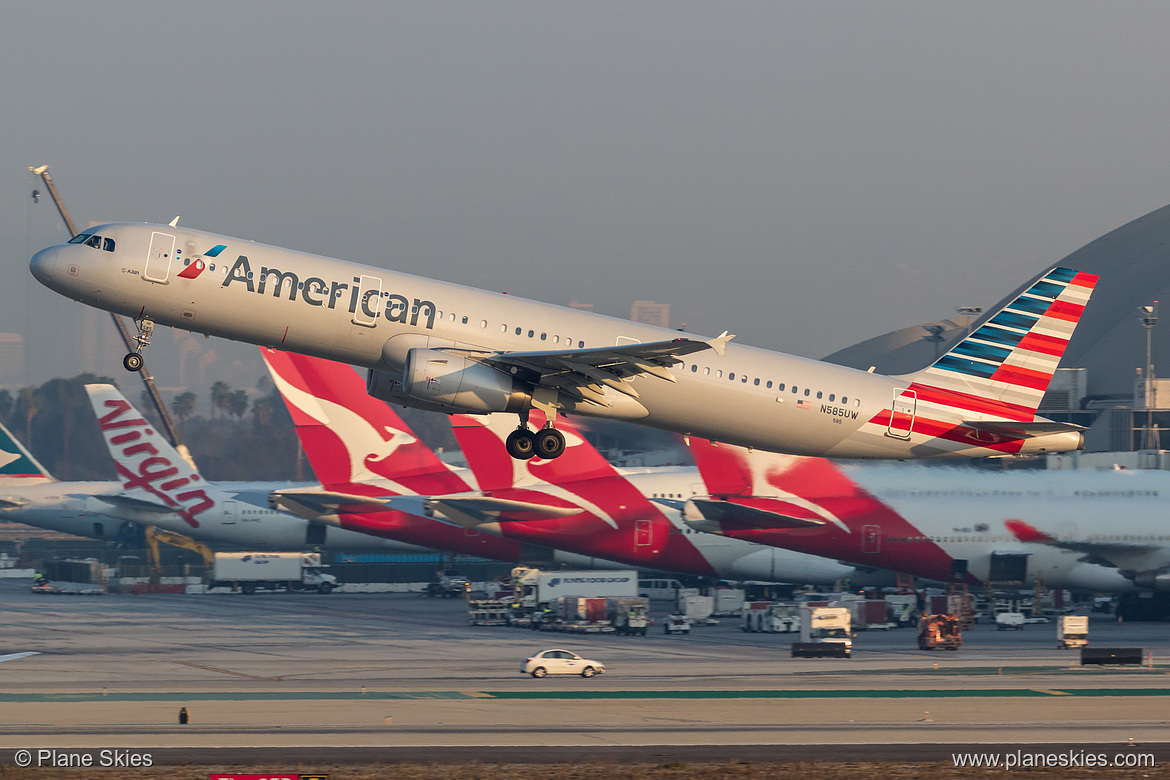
683;439;1143;593
31;223;1094;461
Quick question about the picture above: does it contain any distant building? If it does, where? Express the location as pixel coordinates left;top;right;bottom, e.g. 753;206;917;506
0;333;24;387
569;300;595;312
630;300;670;329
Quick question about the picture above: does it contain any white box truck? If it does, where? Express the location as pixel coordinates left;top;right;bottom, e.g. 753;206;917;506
513;567;638;609
792;605;853;657
209;552;339;594
1058;615;1089;648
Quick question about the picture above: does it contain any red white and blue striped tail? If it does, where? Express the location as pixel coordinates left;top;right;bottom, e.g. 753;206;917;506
907;266;1097;419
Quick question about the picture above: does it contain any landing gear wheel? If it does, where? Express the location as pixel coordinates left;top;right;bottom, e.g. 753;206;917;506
506;429;537;460
534;428;566;460
123;353;144;372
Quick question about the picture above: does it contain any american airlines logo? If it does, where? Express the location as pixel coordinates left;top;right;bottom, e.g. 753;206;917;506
97;399;214;528
221;255;438;329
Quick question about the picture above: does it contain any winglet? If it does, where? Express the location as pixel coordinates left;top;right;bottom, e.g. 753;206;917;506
707;331;736;358
168;216;180;227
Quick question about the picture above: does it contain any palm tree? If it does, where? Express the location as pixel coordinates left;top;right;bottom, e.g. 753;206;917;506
210;381;230;420
172;391;197;424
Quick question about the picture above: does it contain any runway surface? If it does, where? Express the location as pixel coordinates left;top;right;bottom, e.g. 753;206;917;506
2;579;1168;765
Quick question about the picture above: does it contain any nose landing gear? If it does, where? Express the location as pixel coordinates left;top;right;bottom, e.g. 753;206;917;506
122;318;154;372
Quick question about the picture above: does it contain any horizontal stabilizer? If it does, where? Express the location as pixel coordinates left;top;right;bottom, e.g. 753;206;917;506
689;497;827;530
96;491;182;515
963;420;1088;438
269;488;394;518
386;494;583;528
0;496;30;509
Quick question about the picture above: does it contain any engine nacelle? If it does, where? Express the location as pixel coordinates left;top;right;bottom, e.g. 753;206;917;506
1132;568;1170;591
397;348;527;413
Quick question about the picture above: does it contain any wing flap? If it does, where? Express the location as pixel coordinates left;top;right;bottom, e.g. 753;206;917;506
689;497;827;530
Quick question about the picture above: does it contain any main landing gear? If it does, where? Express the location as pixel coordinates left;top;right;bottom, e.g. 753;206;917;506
505;409;567;461
122;317;154;372
505;426;566;461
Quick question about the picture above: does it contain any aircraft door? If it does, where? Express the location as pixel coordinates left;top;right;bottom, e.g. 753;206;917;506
862;524;881;553
305;523;326;547
220;500;236;525
352;275;383;326
144;232;176;283
635;518;652;547
887;388;917;439
988;552;1029;585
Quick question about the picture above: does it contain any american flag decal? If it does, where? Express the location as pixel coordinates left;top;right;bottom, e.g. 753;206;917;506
796;399;813;410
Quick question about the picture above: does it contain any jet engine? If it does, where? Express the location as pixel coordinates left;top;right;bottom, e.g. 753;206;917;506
367;348;528;414
1132;568;1170;591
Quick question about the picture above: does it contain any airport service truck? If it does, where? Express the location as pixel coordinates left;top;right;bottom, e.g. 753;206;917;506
1057;615;1089;648
513;567;638;609
792;605;853;658
208;552;339;594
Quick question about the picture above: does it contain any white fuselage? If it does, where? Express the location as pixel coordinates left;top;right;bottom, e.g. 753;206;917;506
30;223;1079;460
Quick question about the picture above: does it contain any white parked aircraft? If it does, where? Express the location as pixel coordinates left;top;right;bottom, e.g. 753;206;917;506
683;438;1148;593
31;223;1094;461
0;395;430;553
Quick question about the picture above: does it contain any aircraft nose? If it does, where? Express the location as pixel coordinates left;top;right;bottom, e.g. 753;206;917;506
29;245;61;287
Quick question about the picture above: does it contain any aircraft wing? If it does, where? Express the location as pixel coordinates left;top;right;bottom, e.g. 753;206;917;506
1004;519;1160;570
445;332;735;406
963;421;1088;438
689;496;827;530
385;494;582;528
0;496;30;509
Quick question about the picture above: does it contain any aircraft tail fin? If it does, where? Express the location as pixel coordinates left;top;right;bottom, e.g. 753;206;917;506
260;348;471;495
0;420;54;484
906;267;1098;419
85;384;225;529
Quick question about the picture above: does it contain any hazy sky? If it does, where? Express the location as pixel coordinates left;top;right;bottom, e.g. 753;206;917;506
6;2;1170;398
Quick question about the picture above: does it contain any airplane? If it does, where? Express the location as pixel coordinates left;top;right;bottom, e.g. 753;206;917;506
682;438;1144;593
0;393;433;554
259;348;595;568
31;222;1095;461
268;348;857;584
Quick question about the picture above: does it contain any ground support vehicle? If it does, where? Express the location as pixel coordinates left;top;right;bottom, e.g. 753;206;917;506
664;614;691;634
996;612;1026;630
609;597;650;635
917;613;962;650
1058;615;1089;648
793;605;853;657
208;552;339;594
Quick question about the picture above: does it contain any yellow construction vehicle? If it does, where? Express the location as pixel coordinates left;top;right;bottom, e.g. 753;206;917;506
144;526;213;582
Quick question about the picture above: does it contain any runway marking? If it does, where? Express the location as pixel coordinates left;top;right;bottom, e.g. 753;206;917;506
0;688;1168;703
173;661;288;680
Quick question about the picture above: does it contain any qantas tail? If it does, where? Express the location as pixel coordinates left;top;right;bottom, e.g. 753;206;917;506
905;266;1098;422
85;384;227;529
259;348;470;495
686;438;862;532
0;421;53;485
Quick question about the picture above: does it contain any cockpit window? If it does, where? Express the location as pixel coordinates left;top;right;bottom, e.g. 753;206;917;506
67;233;115;251
84;235;102;249
103;237;115;252
68;233;93;244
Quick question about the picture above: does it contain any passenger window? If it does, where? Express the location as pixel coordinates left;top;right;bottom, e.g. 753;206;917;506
816;391;822;399
804;388;811;396
540;333;547;340
501;324;507;332
554;335;560;343
776;383;784;391
742;375;748;383
481;320;487;328
462;316;468;324
792;386;798;394
716;370;723;378
449;313;456;321
691;364;698;372
841;396;848;404
729;372;735;380
704;367;710;376
754;378;760;386
829;394;835;402
103;238;115;252
528;329;534;337
516;327;522;335
578;341;584;348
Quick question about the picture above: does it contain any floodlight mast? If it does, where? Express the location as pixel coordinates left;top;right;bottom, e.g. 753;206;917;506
27;165;196;470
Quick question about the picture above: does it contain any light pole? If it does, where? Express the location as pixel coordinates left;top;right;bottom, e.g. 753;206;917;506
956;306;983;339
1141;303;1158;450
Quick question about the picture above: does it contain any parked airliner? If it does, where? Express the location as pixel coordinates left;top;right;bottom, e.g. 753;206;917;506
32;223;1093;460
264;349;852;583
683;439;1145;592
0;396;431;553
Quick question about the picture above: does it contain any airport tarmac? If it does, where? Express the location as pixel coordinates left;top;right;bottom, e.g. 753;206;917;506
1;579;1168;765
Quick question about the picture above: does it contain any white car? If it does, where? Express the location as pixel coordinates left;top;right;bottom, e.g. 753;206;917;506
520;649;606;678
